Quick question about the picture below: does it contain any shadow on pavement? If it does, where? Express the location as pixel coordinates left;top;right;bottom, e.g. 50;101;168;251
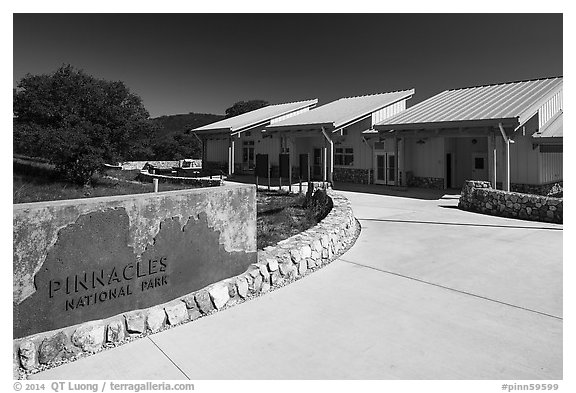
333;182;461;201
359;217;563;231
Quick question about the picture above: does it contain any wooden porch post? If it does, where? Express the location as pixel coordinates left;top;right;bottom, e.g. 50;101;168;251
323;147;327;183
227;137;232;176
231;138;235;175
395;134;399;186
498;123;510;191
492;131;497;189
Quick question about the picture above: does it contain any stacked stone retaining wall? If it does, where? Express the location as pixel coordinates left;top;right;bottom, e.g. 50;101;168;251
458;180;562;224
137;171;222;187
511;181;563;197
119;161;183;170
408;176;444;189
333;168;373;184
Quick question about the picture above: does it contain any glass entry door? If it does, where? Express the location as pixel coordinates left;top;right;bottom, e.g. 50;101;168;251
312;148;322;179
375;152;396;185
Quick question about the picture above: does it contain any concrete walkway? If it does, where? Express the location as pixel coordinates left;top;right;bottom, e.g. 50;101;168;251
31;185;562;380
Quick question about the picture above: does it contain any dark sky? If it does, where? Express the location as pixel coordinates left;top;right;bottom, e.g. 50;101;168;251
13;14;563;118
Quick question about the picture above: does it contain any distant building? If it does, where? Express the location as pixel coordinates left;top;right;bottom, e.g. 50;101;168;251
192;99;318;174
373;77;563;193
265;90;415;183
193;77;562;194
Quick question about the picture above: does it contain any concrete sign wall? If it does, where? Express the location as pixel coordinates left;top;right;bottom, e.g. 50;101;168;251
13;184;257;339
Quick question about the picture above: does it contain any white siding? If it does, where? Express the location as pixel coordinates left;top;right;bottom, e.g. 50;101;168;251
235;128;282;167
539;151;563;183
206;139;228;162
404;137;444;178
538;89;563;128
269;107;311;124
371;100;407;126
510;134;540;184
332;117;373;169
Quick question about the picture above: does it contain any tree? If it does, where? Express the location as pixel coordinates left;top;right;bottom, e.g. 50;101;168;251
225;100;269;118
13;65;155;184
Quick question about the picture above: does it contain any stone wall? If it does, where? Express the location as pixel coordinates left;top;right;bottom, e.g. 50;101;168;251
119;161;183;170
408;176;444;189
137;171;222;187
14;184;359;378
458;180;562;224
13;183;257;370
333;167;373;184
511;181;563;197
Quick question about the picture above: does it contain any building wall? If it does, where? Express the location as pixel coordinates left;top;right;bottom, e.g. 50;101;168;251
510;133;540;184
228;98;412;183
205;105;313;168
539;150;563;184
404;137;444;179
453;137;489;187
332;117;373;170
206;138;229;163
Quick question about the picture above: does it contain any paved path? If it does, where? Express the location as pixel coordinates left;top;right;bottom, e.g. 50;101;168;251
31;186;562;380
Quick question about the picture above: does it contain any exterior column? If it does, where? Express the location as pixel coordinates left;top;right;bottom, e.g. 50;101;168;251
491;132;497;189
228;138;232;176
329;140;334;184
320;126;334;185
231;138;235;175
201;137;207;164
504;139;510;191
498;123;510;191
323;147;327;182
395;135;399;186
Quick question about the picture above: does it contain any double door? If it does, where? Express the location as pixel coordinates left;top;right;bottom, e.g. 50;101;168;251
375;152;396;185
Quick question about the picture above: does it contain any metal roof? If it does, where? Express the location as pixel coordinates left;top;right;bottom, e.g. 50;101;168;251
533;110;563;139
266;89;415;131
374;77;563;130
193;99;318;134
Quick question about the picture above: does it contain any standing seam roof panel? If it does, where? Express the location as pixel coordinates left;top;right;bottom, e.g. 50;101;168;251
390;90;458;124
502;80;560;119
375;77;562;127
480;79;556;119
458;83;522;120
424;85;504;122
192;99;318;132
266;90;414;129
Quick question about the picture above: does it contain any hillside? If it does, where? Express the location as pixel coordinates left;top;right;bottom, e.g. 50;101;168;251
152;112;224;136
141;112;225;160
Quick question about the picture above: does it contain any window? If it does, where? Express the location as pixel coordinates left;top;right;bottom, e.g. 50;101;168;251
474;157;485;170
243;141;255;169
335;147;354;166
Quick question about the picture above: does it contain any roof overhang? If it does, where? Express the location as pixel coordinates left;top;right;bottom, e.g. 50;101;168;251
373;118;520;133
266;90;415;134
193;128;232;137
531;136;563;145
192;99;319;136
230;119;270;136
264;122;334;133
